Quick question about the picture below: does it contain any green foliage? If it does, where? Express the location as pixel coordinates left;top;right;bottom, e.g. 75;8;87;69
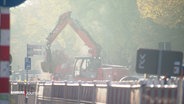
137;0;184;26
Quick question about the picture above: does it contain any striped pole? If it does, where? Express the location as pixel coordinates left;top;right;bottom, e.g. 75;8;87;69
0;7;10;104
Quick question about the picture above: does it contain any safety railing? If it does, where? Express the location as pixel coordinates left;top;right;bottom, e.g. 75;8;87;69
35;81;141;104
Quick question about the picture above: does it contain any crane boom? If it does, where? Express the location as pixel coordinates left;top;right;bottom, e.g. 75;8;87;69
46;11;101;57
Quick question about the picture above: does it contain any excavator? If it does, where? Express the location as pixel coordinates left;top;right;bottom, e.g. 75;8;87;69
41;11;129;81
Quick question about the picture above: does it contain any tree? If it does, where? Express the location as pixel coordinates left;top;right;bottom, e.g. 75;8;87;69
137;0;184;26
10;0;71;70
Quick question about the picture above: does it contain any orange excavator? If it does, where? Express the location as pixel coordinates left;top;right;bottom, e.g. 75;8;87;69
41;11;129;81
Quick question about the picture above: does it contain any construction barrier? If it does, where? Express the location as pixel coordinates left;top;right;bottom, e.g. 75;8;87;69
35;81;140;104
10;80;184;104
10;81;37;104
11;81;37;92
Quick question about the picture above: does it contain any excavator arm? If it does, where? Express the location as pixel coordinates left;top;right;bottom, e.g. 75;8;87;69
46;12;70;45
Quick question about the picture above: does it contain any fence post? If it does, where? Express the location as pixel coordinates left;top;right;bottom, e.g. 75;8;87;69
139;83;146;104
35;82;39;104
50;81;54;104
92;81;96;104
106;81;111;104
77;81;81;104
42;82;45;104
64;81;67;100
25;82;28;104
177;77;183;104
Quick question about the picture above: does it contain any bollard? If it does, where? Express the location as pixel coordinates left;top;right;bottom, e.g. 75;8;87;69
25;95;28;104
106;81;111;104
177;77;183;104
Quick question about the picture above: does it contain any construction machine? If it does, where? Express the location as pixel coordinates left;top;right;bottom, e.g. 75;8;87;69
41;11;129;81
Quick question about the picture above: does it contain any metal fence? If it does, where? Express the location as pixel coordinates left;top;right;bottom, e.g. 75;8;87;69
10;80;183;104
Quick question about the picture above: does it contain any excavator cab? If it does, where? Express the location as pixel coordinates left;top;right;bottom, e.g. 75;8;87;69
73;57;101;79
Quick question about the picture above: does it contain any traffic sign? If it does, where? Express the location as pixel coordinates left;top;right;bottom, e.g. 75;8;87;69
0;0;26;7
27;46;33;56
136;49;159;74
161;51;183;76
27;44;43;57
25;57;31;70
136;48;183;76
